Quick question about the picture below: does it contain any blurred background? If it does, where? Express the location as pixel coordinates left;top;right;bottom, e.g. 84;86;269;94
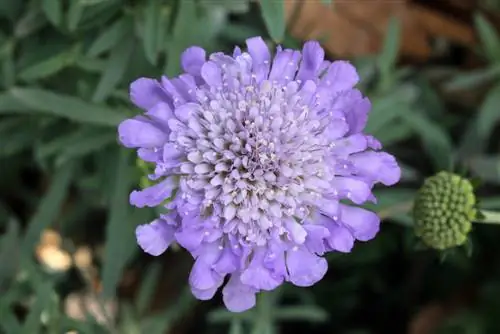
1;0;500;333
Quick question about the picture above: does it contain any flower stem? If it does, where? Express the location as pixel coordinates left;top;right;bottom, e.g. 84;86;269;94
476;210;500;225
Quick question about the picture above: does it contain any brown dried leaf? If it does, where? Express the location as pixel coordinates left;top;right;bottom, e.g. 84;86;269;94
285;0;475;60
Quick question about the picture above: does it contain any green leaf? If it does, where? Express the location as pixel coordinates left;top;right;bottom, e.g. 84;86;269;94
365;85;417;135
0;219;21;287
476;82;500;146
259;0;286;43
142;0;162;65
460;81;500;155
136;262;162;315
58;134;115;166
92;35;135;103
479;196;500;209
21;161;75;262
403;111;453;171
375;120;414;147
36;127;115;165
19;44;81;81
0;305;21;334
87;18;131;57
275;306;328;323
377;17;401;83
67;1;85;31
165;0;197;76
0;117;41;157
140;288;195;333
101;149;146;298
7;88;126;126
1;40;15;88
14;5;47;38
229;319;244;334
474;13;500;63
41;0;62;26
20;283;54;334
0;0;23;21
444;65;500;91
467;155;500;184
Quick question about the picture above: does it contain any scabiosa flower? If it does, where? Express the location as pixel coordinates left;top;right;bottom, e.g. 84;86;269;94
118;37;401;312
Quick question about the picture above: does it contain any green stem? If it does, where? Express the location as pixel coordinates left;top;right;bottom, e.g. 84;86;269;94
476;209;500;225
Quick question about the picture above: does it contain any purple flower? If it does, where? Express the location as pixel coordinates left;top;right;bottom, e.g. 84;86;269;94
118;37;401;312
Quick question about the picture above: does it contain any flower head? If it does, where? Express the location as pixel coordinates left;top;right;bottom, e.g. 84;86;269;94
118;37;401;312
414;171;476;250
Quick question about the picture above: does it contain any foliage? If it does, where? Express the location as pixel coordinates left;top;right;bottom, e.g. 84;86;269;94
0;1;500;333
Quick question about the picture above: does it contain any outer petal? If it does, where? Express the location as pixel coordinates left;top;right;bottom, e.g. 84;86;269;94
286;247;328;287
135;219;175;256
297;41;324;82
340;204;380;241
321;60;359;93
303;224;330;255
213;246;239;274
268;49;300;83
346;96;371;135
246;36;270;66
284;218;307;244
330;176;372;204
264;240;288;280
175;227;204;252
129;177;176;208
350;151;401;186
189;257;223;290
222;274;258;313
201;61;222;88
325;223;355;253
129;78;164;110
241;248;282;291
118;117;168;148
246;36;271;82
192;283;223;301
146;102;174;124
181;46;206;76
331;133;368;157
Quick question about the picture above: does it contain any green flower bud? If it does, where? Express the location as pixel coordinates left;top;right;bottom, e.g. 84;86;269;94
413;171;476;250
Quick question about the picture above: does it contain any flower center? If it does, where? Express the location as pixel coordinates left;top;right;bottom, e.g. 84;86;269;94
174;79;332;244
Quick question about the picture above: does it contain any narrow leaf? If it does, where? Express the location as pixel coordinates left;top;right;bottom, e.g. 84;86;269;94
444;65;500;91
41;0;62;26
260;0;286;42
92;36;134;103
474;13;500;63
67;1;85;31
0;219;20;287
365;85;417;135
8;88;126;126
378;17;401;78
142;0;161;65
21;161;75;261
20;283;54;334
101;149;145;298
275;306;328;322
14;6;47;38
403;111;453;170
19;45;81;81
137;262;162;315
87;18;130;57
229;319;244;334
0;306;21;333
165;0;197;76
476;82;500;147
